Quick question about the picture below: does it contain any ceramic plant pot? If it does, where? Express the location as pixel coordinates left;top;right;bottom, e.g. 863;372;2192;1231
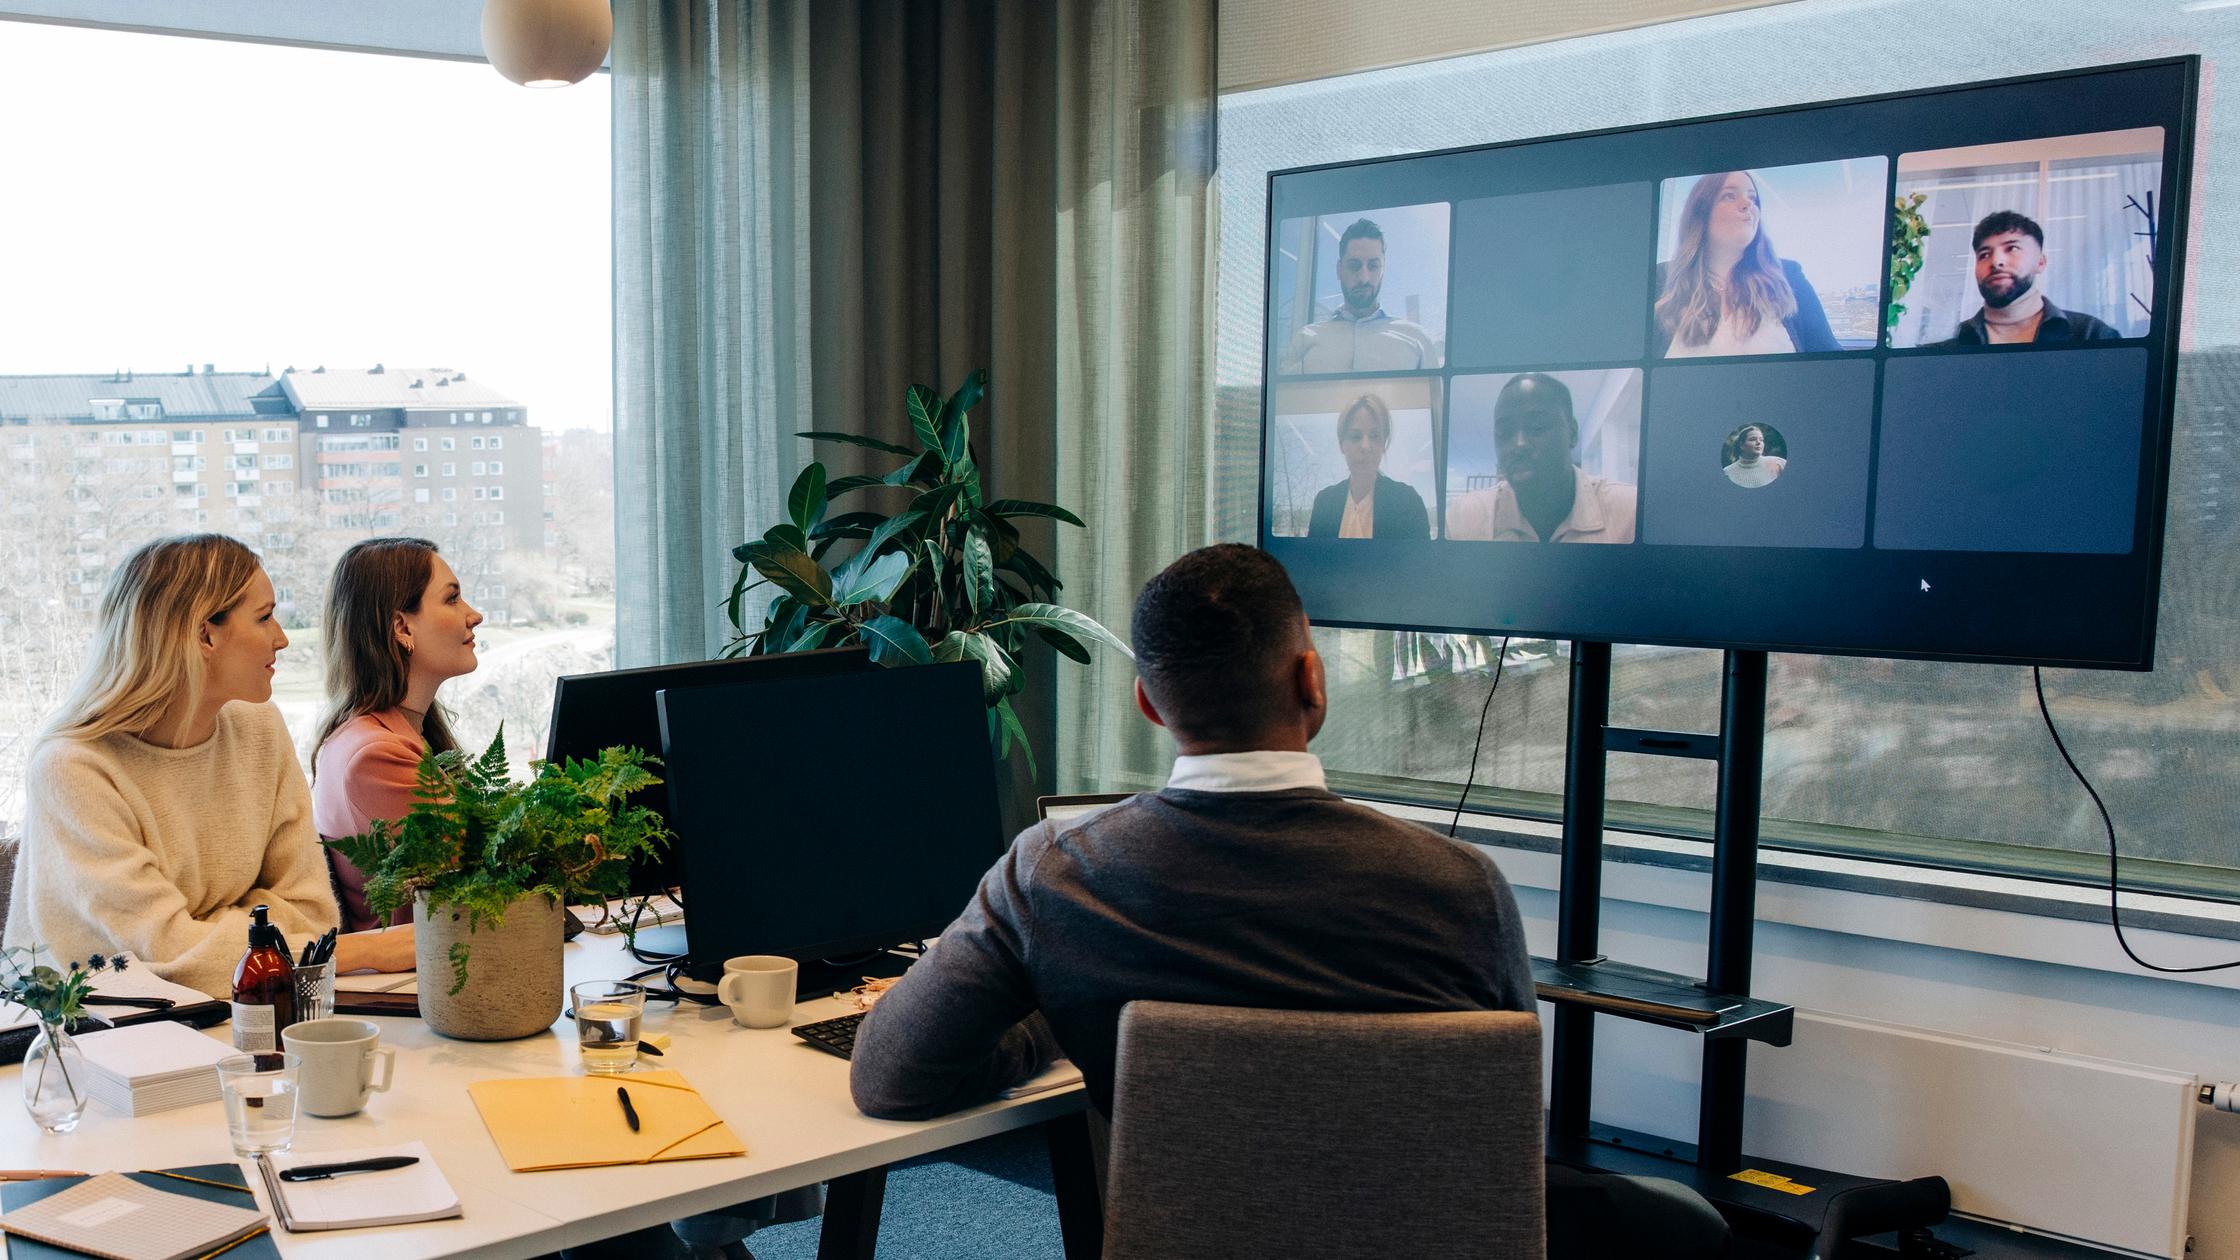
415;891;565;1040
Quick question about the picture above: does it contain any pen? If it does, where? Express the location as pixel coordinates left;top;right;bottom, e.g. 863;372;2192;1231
277;1155;420;1182
636;1040;664;1057
83;995;176;1010
616;1085;640;1133
0;1170;90;1181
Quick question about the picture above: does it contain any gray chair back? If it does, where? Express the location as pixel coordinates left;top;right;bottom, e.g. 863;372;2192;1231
1102;1001;1546;1260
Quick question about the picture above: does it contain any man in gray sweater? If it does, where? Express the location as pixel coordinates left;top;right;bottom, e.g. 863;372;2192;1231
849;543;1536;1119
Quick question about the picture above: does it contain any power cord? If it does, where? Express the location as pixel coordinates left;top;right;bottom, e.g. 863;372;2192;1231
1450;636;1514;838
2033;666;2239;973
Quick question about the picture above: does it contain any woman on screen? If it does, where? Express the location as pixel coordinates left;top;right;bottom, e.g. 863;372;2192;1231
3;534;408;997
1722;424;1787;488
1306;393;1431;540
1655;171;1840;358
311;537;481;934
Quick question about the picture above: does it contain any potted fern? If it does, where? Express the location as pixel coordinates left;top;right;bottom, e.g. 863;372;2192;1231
325;733;669;1041
726;370;1129;770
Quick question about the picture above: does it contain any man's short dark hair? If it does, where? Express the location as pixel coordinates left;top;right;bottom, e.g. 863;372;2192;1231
1337;217;1385;255
1972;210;2044;251
1496;372;1574;422
1132;544;1307;744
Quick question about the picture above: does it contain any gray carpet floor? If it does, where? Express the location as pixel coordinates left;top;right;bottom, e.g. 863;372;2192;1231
744;1127;1065;1260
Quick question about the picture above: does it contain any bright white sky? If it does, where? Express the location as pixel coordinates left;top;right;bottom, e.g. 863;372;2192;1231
0;21;613;431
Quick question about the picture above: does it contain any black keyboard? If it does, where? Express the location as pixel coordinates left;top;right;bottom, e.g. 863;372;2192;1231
791;1011;865;1060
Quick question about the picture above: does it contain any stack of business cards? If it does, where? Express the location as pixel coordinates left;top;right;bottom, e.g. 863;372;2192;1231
75;1022;231;1115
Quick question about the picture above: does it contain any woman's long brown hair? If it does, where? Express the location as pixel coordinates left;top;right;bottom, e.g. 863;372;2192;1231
1656;171;1797;349
310;537;460;776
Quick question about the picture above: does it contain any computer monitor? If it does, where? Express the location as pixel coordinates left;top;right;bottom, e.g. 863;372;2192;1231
543;646;872;909
656;659;1007;992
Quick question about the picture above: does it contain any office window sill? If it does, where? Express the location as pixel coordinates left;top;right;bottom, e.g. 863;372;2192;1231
1360;798;2240;992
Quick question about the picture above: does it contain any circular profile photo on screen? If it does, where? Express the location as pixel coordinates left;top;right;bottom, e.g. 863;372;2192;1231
1887;127;2163;348
1265;377;1440;539
1720;422;1789;488
1653;157;1887;358
1271;202;1449;374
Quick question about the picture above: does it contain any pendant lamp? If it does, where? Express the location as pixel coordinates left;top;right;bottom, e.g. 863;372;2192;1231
482;0;612;88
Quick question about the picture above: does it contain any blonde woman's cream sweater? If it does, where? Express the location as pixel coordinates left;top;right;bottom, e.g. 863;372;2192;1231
3;701;339;998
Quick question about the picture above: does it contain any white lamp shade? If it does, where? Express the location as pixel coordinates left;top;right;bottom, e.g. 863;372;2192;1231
482;0;613;88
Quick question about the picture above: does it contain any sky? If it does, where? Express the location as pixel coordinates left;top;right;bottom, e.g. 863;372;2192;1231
0;21;613;431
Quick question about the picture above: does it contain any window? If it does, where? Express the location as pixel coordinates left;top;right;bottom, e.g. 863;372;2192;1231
471;461;486;476
0;23;615;828
441;487;457;501
489;435;504;450
490;510;504;525
489;486;504;501
480;411;492;423
473;486;487;500
1210;0;2240;902
441;437;456;451
471;437;485;450
488;460;503;476
442;462;456;477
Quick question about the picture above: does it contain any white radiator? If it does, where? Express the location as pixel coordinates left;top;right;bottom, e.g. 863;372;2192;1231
1743;1010;2198;1258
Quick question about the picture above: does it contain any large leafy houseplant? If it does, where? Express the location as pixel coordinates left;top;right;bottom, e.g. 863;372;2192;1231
325;731;669;998
725;370;1129;768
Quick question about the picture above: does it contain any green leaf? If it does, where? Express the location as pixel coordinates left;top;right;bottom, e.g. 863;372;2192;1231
938;373;982;467
741;540;833;606
787;464;828;533
907;384;943;451
1035;625;1092;664
798;430;916;457
832;550;913;605
861;615;934;666
825;473;894;499
859;509;926;560
961;530;996;616
790;619;835;652
908;482;970;525
762;522;808;554
983;499;1086;527
884;450;942;487
809;511;885;541
934;630;1014;702
764;596;804;653
995;696;1035;777
988;603;1132;658
997;546;1063;597
944;370;987;432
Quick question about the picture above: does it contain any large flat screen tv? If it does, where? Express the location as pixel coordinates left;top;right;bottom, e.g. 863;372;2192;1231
1258;59;2196;670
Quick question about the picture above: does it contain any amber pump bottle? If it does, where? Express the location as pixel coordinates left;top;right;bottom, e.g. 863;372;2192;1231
230;904;295;1053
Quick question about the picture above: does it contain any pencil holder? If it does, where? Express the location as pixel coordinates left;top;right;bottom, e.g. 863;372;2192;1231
292;961;335;1024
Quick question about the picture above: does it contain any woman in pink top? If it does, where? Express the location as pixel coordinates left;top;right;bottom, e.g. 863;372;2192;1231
310;538;483;936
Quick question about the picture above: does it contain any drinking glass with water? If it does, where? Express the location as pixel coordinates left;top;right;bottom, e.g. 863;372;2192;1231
217;1052;299;1157
571;980;645;1075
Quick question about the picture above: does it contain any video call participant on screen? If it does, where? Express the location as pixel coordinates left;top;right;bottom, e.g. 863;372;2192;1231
1279;217;1438;373
1654;171;1840;358
1938;210;2121;346
1305;393;1431;539
1723;423;1785;488
1445;374;1637;544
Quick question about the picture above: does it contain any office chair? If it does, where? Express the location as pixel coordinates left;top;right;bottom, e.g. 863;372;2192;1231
1102;1001;1547;1260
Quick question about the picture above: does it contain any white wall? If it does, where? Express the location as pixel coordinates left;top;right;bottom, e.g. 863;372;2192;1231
1218;0;1798;92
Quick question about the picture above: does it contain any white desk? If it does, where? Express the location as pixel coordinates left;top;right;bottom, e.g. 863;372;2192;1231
0;935;1093;1258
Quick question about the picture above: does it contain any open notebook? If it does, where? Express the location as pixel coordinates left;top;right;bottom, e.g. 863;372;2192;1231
254;1142;460;1232
0;1171;267;1260
0;959;226;1068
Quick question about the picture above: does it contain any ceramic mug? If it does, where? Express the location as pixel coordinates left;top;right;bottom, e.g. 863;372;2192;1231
282;1017;396;1117
718;955;799;1029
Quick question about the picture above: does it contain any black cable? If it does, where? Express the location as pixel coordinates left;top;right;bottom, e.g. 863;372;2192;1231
2033;666;2240;973
1450;636;1513;838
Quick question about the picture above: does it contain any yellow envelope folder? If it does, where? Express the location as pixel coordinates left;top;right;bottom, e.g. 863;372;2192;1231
469;1071;748;1172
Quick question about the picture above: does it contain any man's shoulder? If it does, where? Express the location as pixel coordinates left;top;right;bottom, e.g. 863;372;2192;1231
2051;304;2123;340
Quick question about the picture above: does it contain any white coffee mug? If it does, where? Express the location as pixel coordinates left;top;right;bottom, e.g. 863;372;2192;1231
718;955;799;1029
282;1017;396;1117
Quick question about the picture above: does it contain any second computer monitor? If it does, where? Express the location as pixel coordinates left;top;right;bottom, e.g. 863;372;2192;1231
544;645;872;897
656;659;1007;980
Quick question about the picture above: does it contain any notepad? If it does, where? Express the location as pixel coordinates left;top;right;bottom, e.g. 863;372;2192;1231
0;1171;267;1260
0;957;214;1035
468;1071;746;1172
72;1021;232;1115
1000;1059;1084;1099
254;1142;461;1232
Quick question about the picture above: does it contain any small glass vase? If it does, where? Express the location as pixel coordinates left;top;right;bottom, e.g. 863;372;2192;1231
22;1017;88;1133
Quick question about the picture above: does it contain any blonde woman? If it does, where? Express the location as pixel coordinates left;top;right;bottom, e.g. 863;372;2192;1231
2;534;408;998
1654;170;1839;358
311;538;480;933
1305;394;1431;539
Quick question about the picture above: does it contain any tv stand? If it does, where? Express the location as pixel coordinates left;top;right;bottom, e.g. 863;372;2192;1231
1539;642;1787;1172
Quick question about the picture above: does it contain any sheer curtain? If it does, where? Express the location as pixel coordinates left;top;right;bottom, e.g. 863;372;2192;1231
611;0;1214;796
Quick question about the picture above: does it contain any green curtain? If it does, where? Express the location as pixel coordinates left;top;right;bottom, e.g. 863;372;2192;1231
612;0;1215;797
